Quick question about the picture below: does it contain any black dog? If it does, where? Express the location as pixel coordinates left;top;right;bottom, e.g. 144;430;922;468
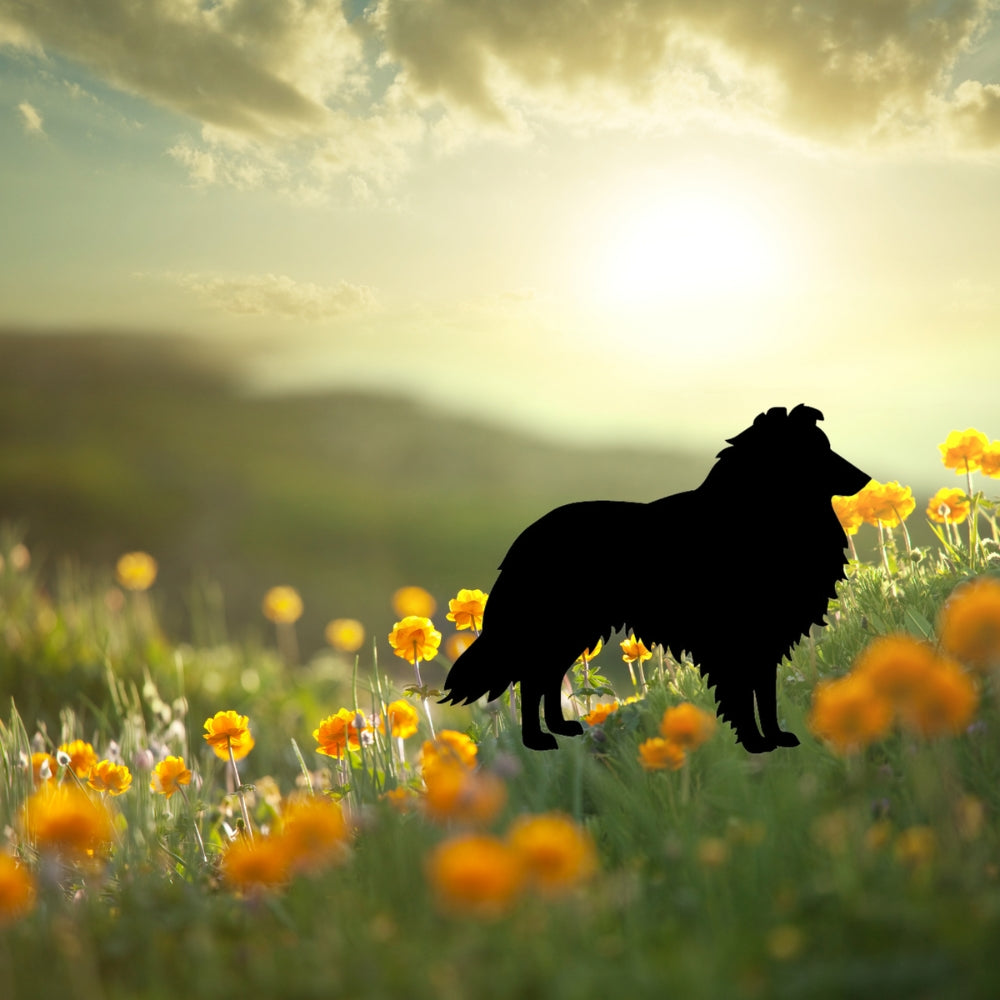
440;405;870;753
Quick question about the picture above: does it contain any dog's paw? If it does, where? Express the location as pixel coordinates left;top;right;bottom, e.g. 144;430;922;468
737;732;777;754
770;730;800;748
523;732;559;751
548;720;584;737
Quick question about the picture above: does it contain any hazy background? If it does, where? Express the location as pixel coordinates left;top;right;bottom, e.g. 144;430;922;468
2;0;999;653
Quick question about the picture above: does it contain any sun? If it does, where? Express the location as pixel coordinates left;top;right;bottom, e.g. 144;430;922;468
592;192;784;308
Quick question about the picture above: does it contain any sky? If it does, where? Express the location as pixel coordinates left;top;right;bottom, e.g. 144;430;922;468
2;0;1000;487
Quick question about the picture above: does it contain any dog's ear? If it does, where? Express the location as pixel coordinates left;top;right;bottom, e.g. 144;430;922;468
789;403;824;424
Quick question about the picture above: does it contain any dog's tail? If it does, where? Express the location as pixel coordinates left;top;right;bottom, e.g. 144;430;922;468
439;631;511;706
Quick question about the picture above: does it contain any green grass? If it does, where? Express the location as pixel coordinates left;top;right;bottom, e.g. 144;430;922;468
1;498;1000;999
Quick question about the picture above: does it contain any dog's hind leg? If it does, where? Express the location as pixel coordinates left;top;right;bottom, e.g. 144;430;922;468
754;670;800;748
520;674;559;751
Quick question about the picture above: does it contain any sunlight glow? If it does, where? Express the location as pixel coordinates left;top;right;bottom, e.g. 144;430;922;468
593;193;784;307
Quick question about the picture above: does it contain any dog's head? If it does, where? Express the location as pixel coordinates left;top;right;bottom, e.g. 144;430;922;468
720;404;870;499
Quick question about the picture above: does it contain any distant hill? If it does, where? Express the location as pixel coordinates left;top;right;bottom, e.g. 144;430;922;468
0;329;712;657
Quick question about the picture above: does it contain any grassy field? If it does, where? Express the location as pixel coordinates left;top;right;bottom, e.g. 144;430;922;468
1;436;1000;999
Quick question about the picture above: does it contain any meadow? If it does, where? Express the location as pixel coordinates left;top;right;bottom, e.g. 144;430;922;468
2;428;1000;1000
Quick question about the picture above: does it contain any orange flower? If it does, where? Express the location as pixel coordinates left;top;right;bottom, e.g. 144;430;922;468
660;703;716;750
808;674;892;754
222;836;290;891
262;586;303;624
638;737;686;771
21;785;114;858
897;658;977;738
981;442;1000;478
381;786;419;813
31;752;56;784
420;730;478;773
506;812;597;895
314;708;363;759
280;797;349;873
58;739;98;779
445;632;476;661
87;759;133;796
446;588;488;631
392;585;436;618
0;855;35;926
426;834;525;917
926;488;970;525
620;634;652;663
388;615;442;664
575;639;603;661
852;634;939;711
115;551;158;591
324;618;365;653
583;701;620;726
150;756;193;799
832;494;863;535
379;699;420;739
938;576;1000;671
939;428;988;474
422;760;506;826
203;710;255;761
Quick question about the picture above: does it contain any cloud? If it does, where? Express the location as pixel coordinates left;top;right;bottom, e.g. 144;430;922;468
17;100;43;134
370;0;1000;150
0;0;364;140
171;272;377;321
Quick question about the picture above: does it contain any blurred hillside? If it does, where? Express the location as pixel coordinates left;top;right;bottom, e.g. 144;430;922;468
0;329;714;658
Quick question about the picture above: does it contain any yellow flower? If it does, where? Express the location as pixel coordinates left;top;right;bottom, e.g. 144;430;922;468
379;699;420;739
857;481;915;528
638;737;686;771
939;428;989;473
381;786;419;813
926;487;970;525
426;834;525;916
115;551;158;591
808;674;893;754
696;837;730;868
392;585;436;618
445;632;476;661
324;618;365;653
222;836;290;891
150;756;192;799
388;615;442;664
894;826;936;868
938;576;1000;671
21;785;114;858
313;708;363;759
87;759;132;796
262;586;303;624
660;703;716;750
981;442;1000;478
852;634;938;712
420;730;478;772
897;657;977;738
422;760;507;826
831;494;863;535
280;796;349;873
575;639;602;661
0;855;35;926
203;710;255;761
583;701;620;726
31;751;56;784
446;588;488;631
620;634;652;663
58;739;98;779
506;812;596;895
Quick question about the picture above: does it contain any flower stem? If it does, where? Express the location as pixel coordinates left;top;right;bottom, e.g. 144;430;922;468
178;784;208;863
226;739;253;843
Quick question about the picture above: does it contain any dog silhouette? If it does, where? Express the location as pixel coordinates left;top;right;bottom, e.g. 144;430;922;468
441;405;870;752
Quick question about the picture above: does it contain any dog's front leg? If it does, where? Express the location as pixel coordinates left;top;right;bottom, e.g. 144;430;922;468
754;670;800;748
520;675;559;751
